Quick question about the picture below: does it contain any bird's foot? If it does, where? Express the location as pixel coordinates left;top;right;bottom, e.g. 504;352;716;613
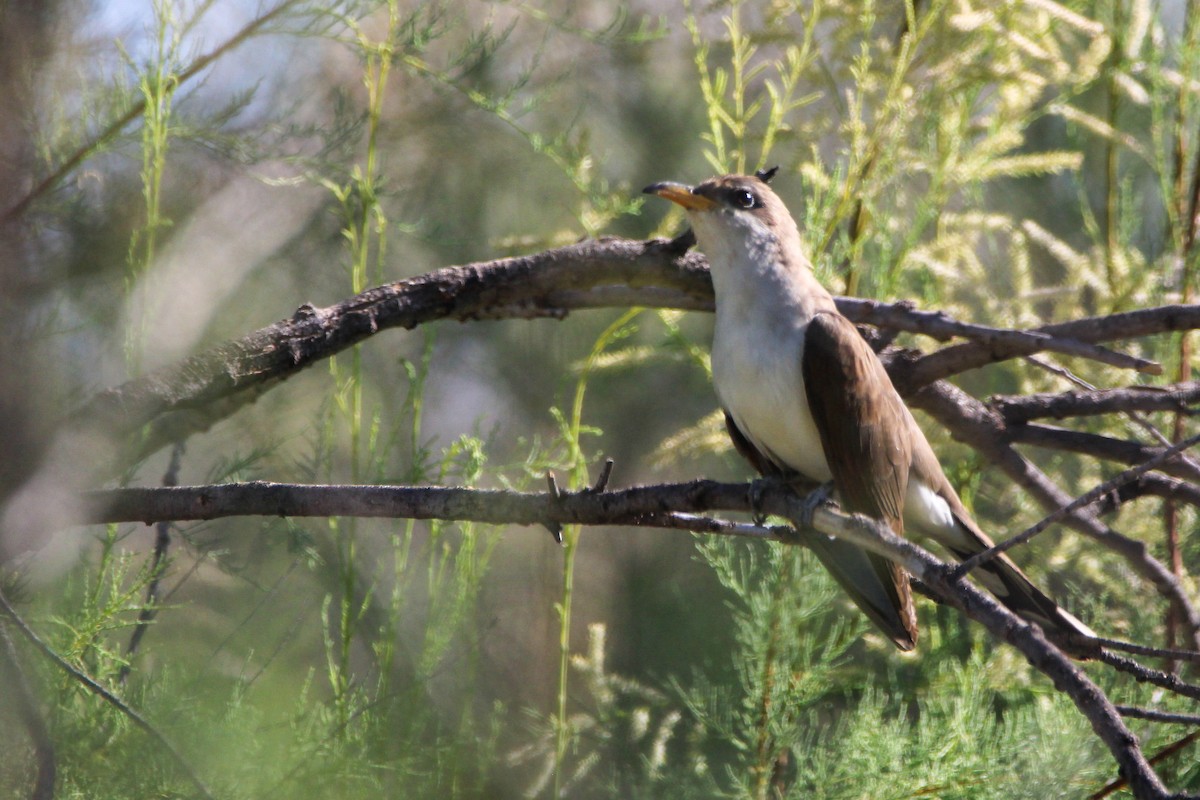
797;482;835;529
747;476;787;526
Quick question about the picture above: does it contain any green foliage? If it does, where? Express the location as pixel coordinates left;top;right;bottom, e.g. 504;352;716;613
7;0;1200;798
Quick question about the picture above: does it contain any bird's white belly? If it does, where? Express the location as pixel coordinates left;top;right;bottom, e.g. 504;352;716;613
713;320;833;482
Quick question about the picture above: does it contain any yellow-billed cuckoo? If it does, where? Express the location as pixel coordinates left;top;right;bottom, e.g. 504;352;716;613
645;172;1094;650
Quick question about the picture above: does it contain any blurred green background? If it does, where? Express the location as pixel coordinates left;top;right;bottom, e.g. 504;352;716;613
0;0;1197;797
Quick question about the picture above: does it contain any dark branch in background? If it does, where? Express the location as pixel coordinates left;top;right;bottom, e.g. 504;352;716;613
78;478;1177;799
1096;473;1200;514
1008;424;1200;486
950;432;1200;580
0;586;214;800
118;442;184;685
895;305;1200;392
1096;650;1200;702
844;298;1158;373
0;620;54;800
1117;706;1200;726
989;382;1200;424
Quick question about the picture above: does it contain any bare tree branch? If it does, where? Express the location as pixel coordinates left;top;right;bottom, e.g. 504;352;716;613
951;432;1200;580
67;238;1178;472
899;305;1200;390
1092;474;1200;514
1008;424;1200;485
1117;706;1200;725
838;298;1159;373
989;382;1200;424
69;236;711;464
76;478;1173;798
1097;650;1200;703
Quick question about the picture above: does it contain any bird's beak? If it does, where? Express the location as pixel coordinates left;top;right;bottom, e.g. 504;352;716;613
643;181;718;211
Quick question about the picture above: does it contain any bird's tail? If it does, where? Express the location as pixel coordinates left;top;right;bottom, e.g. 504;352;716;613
802;530;919;651
943;522;1095;645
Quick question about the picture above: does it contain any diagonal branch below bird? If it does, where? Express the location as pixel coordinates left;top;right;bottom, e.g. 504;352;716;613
644;173;1095;651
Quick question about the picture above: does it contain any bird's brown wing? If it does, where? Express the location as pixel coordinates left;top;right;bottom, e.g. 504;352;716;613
725;411;918;651
802;312;912;526
804;312;1093;646
799;311;919;648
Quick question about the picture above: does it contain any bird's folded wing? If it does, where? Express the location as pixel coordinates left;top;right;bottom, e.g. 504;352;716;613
800;311;918;648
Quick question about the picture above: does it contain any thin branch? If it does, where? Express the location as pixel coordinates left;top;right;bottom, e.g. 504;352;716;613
1096;650;1200;702
1092;635;1200;665
989;382;1200;424
0;586;214;800
1117;706;1200;726
1021;355;1195;473
1090;474;1200;515
951;432;1200;580
896;305;1200;392
839;297;1158;373
910;380;1200;651
1010;424;1200;485
2;0;303;221
75;478;1169;795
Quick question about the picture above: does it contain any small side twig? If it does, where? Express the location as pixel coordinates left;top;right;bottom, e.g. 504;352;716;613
1093;635;1200;665
1019;355;1200;478
951;431;1200;580
1011;424;1200;485
588;458;615;493
1116;706;1200;726
1097;650;1200;702
990;378;1200;425
544;471;563;544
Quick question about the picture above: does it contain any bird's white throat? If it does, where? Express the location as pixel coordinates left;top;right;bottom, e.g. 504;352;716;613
698;212;837;482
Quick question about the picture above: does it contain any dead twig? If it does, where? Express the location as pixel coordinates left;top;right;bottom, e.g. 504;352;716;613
950;432;1200;580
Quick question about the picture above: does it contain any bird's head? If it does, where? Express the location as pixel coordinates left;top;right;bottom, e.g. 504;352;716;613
643;172;807;282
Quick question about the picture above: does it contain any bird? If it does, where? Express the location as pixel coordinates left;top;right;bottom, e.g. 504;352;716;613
644;171;1094;651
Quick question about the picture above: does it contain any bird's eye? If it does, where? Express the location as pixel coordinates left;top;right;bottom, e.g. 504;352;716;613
733;189;757;209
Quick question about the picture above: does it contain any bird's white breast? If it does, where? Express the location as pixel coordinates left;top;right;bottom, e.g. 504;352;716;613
712;298;834;482
697;206;835;482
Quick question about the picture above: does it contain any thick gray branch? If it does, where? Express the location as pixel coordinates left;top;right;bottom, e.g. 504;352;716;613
81;478;1170;798
71;237;711;454
69;237;1174;465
